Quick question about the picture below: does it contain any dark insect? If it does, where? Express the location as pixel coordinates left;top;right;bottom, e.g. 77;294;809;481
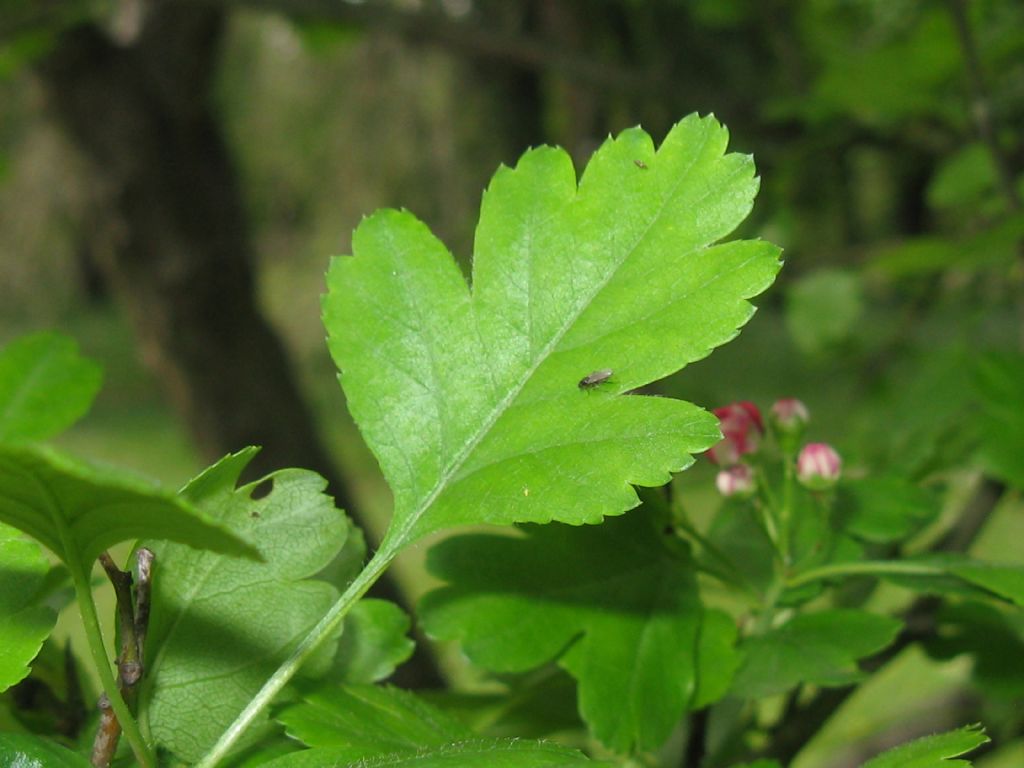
634;159;648;169
578;368;613;389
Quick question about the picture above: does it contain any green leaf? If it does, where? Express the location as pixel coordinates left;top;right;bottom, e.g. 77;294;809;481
0;523;57;691
0;733;91;767
419;510;705;753
836;476;939;544
729;609;902;698
279;684;473;754
332;599;415;684
0;332;101;444
259;739;611;767
693;609;741;709
323;114;780;555
140;449;349;762
976;353;1024;488
860;724;988;767
0;444;257;567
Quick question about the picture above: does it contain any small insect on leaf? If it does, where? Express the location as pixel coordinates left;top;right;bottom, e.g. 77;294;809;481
634;159;648;169
579;369;613;389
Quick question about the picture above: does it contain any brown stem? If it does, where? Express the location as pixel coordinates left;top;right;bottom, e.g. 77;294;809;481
90;550;155;768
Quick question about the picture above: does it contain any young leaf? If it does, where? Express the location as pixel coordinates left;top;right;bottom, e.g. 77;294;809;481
0;444;257;567
860;723;988;767
419;510;708;753
0;732;92;767
729;609;902;699
0;523;57;691
259;739;612;768
278;684;473;754
140;449;349;762
331;599;415;684
323;114;781;555
0;332;101;444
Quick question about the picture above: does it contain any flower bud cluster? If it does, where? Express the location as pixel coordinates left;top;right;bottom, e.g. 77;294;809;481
706;398;842;496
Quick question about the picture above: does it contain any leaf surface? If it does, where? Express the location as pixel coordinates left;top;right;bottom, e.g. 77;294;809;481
860;724;988;767
332;599;415;684
419;511;707;752
976;353;1024;487
0;733;92;767
323;114;780;553
140;449;349;762
260;739;611;767
0;332;101;444
0;445;256;566
886;554;1024;608
0;523;57;691
836;476;939;543
278;684;473;754
729;609;902;698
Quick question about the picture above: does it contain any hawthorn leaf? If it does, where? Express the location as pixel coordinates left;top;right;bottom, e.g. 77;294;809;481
419;510;706;753
0;444;257;567
0;332;101;444
860;724;988;767
278;684;473;754
323;113;781;554
729;609;902;699
332;599;415;684
0;523;57;691
836;476;939;544
140;448;349;762
260;740;611;768
0;733;92;767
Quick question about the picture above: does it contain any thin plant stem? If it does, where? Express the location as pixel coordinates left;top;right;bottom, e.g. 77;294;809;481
194;546;396;768
778;457;795;566
63;545;154;768
785;560;944;590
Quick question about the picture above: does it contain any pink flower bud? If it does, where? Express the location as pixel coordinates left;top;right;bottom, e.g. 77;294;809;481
796;443;842;490
770;398;809;434
716;464;756;498
706;401;764;465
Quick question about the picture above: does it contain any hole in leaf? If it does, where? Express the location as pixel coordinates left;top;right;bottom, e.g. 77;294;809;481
249;478;274;501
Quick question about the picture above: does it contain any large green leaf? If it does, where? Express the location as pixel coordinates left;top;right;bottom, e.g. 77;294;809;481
860;724;988;767
0;444;257;566
0;332;101;444
260;740;612;767
729;610;902;699
0;523;57;691
278;684;473;754
140;449;349;762
0;733;91;767
323;114;780;554
419;510;709;753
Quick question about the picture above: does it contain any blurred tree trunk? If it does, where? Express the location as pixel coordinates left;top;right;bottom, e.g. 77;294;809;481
37;3;441;687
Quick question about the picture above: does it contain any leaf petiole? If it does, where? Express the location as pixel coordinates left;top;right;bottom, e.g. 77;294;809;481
785;560;945;590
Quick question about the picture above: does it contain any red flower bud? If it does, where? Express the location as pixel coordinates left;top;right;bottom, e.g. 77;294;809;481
707;401;764;465
770;398;809;434
716;464;756;498
796;443;842;490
